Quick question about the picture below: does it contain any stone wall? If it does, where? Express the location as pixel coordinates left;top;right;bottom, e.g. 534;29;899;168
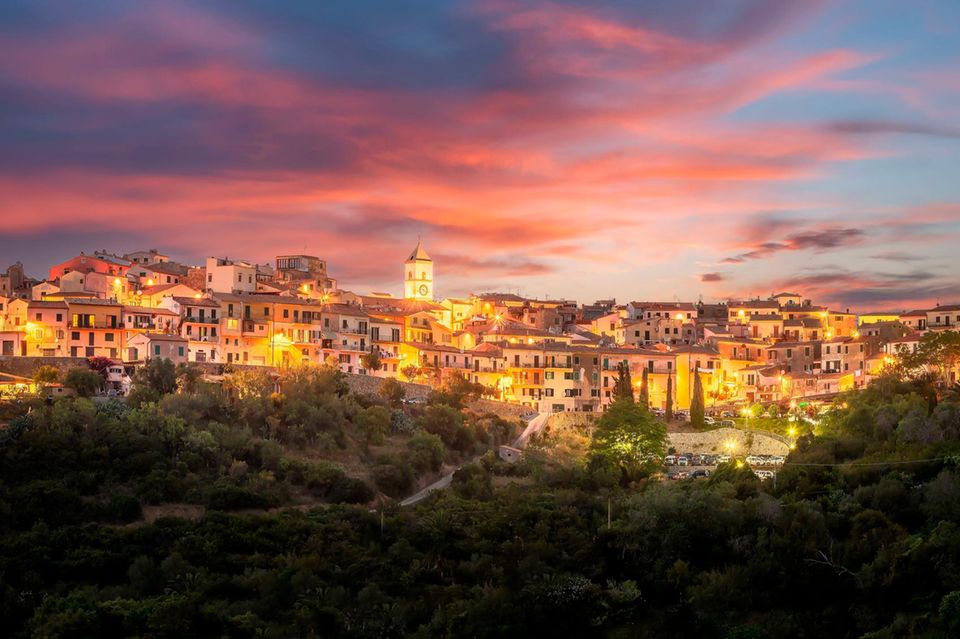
0;356;87;378
668;427;788;456
343;373;432;399
546;412;597;430
342;374;526;420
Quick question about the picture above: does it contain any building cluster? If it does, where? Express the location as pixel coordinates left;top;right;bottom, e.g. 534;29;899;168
0;245;956;412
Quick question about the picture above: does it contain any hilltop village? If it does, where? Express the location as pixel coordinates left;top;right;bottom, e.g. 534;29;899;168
0;244;955;412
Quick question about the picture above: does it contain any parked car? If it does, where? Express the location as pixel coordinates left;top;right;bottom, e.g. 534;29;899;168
664;455;677;466
754;469;775;480
690;454;703;466
677;456;689;467
716;454;731;464
721;419;736;427
721;411;735;418
746;455;765;466
704;416;716;425
690;469;710;479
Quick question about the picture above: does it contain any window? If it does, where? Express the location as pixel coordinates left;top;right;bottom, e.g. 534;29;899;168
154;345;161;356
56;313;63;322
178;346;185;356
105;333;114;342
35;312;42;321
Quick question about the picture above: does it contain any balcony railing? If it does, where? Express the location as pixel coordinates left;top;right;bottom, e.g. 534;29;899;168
184;316;220;324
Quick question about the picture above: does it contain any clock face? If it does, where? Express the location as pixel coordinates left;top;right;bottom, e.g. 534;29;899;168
418;284;429;296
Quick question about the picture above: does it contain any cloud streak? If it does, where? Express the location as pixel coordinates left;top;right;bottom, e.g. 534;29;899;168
0;0;958;305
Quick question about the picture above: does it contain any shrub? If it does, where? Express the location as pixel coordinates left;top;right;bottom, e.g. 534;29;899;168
379;377;406;407
63;367;103;397
407;432;445;474
371;455;415;497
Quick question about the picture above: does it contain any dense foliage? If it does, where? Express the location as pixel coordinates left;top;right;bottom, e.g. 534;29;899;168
3;362;960;637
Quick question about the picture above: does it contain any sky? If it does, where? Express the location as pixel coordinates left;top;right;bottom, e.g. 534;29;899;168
1;0;959;311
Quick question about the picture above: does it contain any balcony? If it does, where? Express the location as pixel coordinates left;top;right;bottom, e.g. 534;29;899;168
242;319;268;334
184;316;220;324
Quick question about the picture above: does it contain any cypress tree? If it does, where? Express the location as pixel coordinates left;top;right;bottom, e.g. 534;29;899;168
639;367;649;409
666;374;674;421
614;362;634;403
691;369;705;429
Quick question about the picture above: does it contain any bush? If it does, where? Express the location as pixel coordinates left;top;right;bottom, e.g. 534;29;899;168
379;377;406;407
63;367;103;397
451;463;492;500
407;432;445;474
355;405;391;445
372;455;415;497
418;404;474;453
106;494;142;523
206;484;274;511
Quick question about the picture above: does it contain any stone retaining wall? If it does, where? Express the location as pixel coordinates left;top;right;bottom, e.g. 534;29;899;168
0;356;86;378
668;427;788;456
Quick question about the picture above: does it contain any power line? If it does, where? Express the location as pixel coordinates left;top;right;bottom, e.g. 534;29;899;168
781;456;952;468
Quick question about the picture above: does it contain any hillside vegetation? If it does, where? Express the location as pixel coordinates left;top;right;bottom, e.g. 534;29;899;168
2;364;960;637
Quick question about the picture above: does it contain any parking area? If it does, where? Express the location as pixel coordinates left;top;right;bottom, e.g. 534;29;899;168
663;452;785;481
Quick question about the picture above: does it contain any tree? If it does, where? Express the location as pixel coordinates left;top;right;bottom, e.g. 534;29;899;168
690;369;705;429
355;406;391;445
33;365;60;387
588;398;666;481
137;358;178;396
407;432;445;473
613;362;634;403
639;368;649;408
176;363;202;394
666;375;674;421
63;367;102;397
905;331;960;388
418;404;473;452
379;377;406;407
87;356;113;379
361;350;382;372
401;364;422;383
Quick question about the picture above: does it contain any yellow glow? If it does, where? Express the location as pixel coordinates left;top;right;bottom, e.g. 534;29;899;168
146;279;154;286
852;330;860;338
634;380;643;387
788;427;797;437
301;284;310;293
737;310;745;318
113;277;122;286
735;460;744;468
821;311;828;318
725;441;736;451
194;293;202;299
675;313;684;321
789;443;796;450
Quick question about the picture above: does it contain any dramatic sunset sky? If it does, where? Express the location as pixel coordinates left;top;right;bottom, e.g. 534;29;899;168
2;1;959;310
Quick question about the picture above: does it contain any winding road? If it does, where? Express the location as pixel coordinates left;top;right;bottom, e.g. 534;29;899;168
400;411;550;507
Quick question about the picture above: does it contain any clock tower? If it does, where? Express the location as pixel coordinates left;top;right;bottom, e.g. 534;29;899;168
403;241;433;300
